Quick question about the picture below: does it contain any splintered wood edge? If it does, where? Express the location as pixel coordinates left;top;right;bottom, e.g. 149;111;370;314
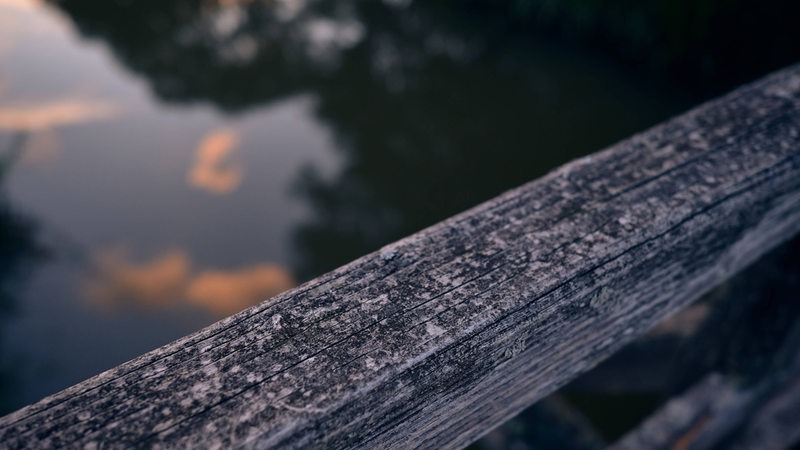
2;63;800;449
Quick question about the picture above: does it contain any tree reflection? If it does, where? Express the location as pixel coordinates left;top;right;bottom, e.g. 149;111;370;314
0;134;48;414
49;0;800;106
82;246;295;318
47;0;800;280
51;0;682;277
45;0;701;279
49;0;363;111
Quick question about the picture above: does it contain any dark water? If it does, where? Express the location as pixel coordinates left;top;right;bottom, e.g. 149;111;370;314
0;0;715;416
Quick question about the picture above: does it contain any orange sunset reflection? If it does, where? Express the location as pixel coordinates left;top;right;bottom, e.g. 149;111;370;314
0;0;39;8
186;265;295;317
188;128;244;195
83;247;296;318
83;248;191;311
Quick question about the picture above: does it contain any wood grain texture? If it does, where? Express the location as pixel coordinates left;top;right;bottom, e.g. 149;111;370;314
2;64;800;449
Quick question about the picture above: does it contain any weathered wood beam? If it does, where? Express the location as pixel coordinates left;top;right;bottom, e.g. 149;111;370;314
2;64;800;449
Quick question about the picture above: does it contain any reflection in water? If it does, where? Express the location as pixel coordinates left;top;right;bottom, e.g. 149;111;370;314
0;99;119;132
83;248;190;311
1;0;341;412
45;0;365;110
83;247;295;318
0;0;35;9
0;99;120;167
0;136;47;414
42;0;694;279
185;264;294;316
46;0;800;116
299;16;364;66
188;128;243;195
18;130;60;166
42;0;704;279
0;135;47;313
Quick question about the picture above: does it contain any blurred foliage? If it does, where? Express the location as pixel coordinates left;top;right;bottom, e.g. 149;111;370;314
48;0;696;279
49;0;800;109
0;134;46;316
46;0;800;279
462;0;800;93
0;134;48;414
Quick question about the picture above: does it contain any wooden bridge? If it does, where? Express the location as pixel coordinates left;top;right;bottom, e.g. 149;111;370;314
2;63;800;449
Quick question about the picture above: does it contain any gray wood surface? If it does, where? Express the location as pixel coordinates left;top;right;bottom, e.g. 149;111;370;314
2;64;800;449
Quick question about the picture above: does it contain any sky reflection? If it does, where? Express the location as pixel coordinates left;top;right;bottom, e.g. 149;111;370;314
0;0;338;413
0;98;120;167
83;246;295;318
185;264;294;317
18;130;59;166
0;99;119;132
187;128;243;195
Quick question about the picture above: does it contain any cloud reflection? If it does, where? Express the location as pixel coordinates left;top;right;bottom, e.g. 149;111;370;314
83;248;191;311
186;265;295;317
83;247;295;318
0;99;119;132
0;0;38;11
0;98;119;166
188;128;244;195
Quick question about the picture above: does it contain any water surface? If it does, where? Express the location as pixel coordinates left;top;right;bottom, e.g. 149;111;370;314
0;0;693;413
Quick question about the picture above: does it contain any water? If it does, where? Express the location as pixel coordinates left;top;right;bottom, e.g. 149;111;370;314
0;0;695;414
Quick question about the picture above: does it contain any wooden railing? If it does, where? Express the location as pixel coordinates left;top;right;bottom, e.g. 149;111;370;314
2;63;799;449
